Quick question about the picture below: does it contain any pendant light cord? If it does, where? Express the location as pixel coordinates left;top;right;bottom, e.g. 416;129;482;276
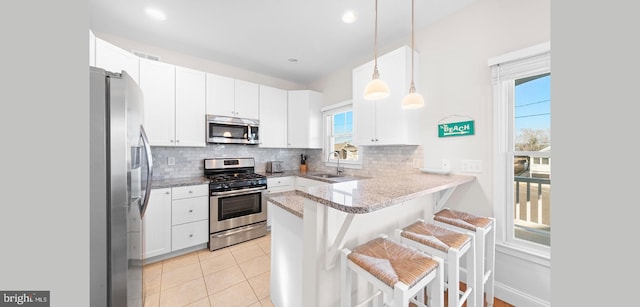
374;0;379;69
410;0;415;87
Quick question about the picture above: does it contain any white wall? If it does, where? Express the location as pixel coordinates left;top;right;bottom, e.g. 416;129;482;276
93;31;307;91
312;0;551;305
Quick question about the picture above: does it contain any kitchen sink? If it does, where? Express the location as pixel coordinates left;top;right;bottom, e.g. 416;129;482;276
309;173;344;178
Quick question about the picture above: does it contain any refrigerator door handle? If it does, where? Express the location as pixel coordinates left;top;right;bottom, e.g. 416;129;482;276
139;125;153;218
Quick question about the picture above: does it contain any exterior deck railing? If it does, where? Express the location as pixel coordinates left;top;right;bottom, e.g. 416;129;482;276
514;176;551;232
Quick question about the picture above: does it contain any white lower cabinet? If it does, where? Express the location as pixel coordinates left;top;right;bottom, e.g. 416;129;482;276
266;176;294;228
143;184;209;259
267;176;294;194
143;188;172;259
171;184;209;252
294;176;328;193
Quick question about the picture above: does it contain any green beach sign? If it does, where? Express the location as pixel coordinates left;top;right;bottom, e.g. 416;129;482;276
438;120;475;137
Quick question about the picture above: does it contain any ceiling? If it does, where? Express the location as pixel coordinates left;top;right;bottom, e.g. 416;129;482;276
90;0;477;85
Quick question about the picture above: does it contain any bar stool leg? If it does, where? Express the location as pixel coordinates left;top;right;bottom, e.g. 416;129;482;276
486;224;495;307
475;228;485;307
428;257;445;307
341;249;352;307
465;235;477;307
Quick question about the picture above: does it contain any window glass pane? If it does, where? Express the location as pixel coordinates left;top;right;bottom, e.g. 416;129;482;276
330;110;358;161
334;113;345;134
512;73;551;247
514;74;551;151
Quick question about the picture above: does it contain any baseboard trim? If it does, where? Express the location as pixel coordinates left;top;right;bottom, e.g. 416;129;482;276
495;281;550;307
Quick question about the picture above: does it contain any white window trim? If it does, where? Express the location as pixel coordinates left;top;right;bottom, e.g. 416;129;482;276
322;100;362;169
490;42;551;258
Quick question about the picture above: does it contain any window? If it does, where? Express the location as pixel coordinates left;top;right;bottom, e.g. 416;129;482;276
322;100;361;167
490;42;550;256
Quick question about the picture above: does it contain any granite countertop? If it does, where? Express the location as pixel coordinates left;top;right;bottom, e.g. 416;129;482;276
266;171;475;216
260;170;369;184
265;190;306;218
151;176;210;189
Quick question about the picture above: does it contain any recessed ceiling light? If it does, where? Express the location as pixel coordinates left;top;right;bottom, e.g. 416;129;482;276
342;10;358;23
145;7;167;21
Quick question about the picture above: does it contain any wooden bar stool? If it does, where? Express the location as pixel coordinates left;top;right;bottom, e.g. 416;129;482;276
340;235;444;307
396;219;476;307
433;209;495;307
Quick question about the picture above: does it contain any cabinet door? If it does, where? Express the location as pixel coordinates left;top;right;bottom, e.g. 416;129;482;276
352;62;378;145
287;91;307;148
95;37;139;84
171;220;209;251
288;90;323;149
205;73;235;117
139;58;176;146
259;85;288;148
234;80;259;119
175;66;206;147
143;188;172;259
373;49;408;145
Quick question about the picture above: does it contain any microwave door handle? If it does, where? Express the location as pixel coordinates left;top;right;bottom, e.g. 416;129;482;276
139;125;154;218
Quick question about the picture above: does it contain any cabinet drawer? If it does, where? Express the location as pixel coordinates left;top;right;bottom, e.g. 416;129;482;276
171;220;209;251
172;196;208;225
172;184;209;200
268;176;292;187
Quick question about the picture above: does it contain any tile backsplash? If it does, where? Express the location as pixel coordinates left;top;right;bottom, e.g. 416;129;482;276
151;144;423;180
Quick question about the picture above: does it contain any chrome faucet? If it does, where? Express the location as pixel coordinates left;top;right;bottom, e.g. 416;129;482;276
330;151;344;175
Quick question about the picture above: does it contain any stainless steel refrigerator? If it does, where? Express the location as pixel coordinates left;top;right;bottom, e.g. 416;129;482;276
90;66;153;307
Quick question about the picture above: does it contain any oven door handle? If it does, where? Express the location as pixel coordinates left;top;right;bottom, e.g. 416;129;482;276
211;186;266;197
210;222;266;238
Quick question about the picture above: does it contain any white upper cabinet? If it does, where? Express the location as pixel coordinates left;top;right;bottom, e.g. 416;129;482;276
89;30;96;66
259;85;288;148
206;73;235;117
140;59;206;147
287;90;323;149
175;66;206;147
95;37;139;84
353;45;422;146
206;74;259;120
234;80;260;119
139;58;176;146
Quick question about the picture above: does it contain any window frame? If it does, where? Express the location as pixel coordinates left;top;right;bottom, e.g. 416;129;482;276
490;42;551;258
321;100;362;169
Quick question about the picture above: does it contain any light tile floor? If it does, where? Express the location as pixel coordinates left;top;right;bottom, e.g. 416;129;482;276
143;233;274;307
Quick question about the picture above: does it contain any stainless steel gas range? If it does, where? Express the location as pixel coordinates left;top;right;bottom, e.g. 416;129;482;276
204;158;268;251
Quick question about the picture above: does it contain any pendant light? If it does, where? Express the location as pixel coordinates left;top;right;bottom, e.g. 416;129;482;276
363;0;390;100
401;0;425;109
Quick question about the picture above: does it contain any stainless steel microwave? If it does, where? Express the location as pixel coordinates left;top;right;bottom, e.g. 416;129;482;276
206;115;260;145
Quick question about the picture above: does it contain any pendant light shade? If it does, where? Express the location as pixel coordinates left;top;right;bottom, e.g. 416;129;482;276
402;0;424;109
364;0;390;100
402;82;424;109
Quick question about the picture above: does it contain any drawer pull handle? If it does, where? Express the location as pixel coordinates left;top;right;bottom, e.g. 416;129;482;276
189;209;193;213
189;234;193;238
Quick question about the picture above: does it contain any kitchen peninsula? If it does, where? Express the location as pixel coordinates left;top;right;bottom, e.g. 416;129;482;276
266;172;475;307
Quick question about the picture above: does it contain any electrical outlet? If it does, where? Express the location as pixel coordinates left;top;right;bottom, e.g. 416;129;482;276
442;159;451;170
168;157;175;166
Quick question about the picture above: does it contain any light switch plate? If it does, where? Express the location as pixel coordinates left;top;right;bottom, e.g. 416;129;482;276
168;157;175;166
461;160;482;173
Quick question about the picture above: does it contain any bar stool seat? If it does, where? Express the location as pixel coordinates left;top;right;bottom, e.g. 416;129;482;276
396;220;476;307
341;235;444;307
434;209;495;307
